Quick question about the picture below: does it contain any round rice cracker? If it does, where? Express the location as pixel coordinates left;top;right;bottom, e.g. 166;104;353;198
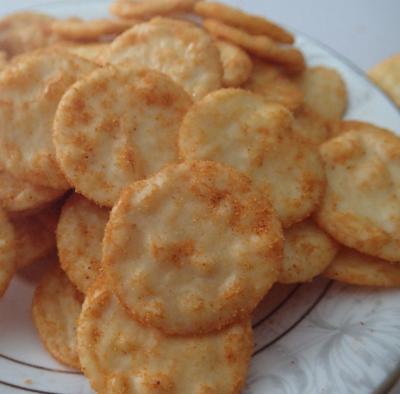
50;18;138;41
179;89;325;228
32;266;83;369
368;53;400;107
0;209;15;297
194;1;294;44
295;66;348;120
203;19;305;74
292;106;330;145
242;59;304;112
54;66;192;208
12;202;60;269
0;170;64;214
57;194;109;294
104;161;283;335
0;12;60;58
324;248;400;288
0;50;97;190
78;278;253;394
315;126;400;262
110;0;197;19
216;40;253;87
279;220;338;284
102;17;223;100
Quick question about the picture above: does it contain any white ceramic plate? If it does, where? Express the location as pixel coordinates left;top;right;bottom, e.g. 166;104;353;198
1;1;400;393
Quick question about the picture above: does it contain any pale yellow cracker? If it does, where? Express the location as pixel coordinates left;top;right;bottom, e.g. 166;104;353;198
57;194;109;294
179;89;325;228
65;43;109;63
78;278;253;394
32;266;83;369
243;58;303;111
104;161;283;335
0;50;97;190
0;170;64;214
51;18;137;41
368;53;400;107
203;19;305;73
0;208;15;297
110;0;196;19
324;247;400;287
296;66;347;120
0;12;60;58
216;39;253;87
292;106;330;145
195;1;294;44
54;66;191;207
12;203;60;269
316;125;400;262
279;219;338;284
103;17;222;100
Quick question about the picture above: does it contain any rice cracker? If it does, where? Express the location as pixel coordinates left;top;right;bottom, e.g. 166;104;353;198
179;89;325;228
78;277;253;394
203;19;305;73
54;66;191;207
32;266;83;369
368;53;400;107
103;17;222;100
316;125;400;262
0;209;15;297
279;219;338;284
0;50;97;190
324;247;400;287
104;161;283;335
57;194;109;293
216;39;253;87
295;66;347;120
195;1;294;44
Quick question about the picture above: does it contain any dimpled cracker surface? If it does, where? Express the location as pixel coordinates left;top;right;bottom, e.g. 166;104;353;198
57;194;109;294
179;89;325;228
0;12;59;58
103;17;222;100
243;59;303;111
0;208;15;297
279;220;338;284
54;66;191;207
0;170;64;214
316;126;400;262
0;50;97;190
78;278;253;394
32;266;83;369
368;53;400;107
216;40;253;87
296;66;347;120
324;248;400;287
12;203;60;269
104;161;283;335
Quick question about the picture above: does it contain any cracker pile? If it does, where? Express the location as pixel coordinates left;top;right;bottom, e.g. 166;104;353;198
0;1;399;393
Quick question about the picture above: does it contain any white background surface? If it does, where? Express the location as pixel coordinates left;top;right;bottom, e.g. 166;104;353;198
0;0;399;71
